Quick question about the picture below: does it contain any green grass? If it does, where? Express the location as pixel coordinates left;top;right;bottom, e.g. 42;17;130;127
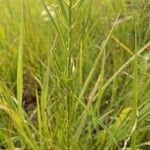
0;0;150;149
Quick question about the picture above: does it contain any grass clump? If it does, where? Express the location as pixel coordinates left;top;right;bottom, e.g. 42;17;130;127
0;0;150;149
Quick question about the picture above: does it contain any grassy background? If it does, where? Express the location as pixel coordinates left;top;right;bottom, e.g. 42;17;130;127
0;0;150;149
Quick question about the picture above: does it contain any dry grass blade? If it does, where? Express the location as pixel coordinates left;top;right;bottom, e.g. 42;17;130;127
93;41;150;100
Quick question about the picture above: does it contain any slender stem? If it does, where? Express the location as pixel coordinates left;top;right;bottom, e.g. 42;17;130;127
66;0;72;149
17;0;24;117
79;41;83;84
131;23;139;150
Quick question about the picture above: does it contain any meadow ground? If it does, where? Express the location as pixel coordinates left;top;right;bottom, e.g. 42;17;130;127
0;0;150;149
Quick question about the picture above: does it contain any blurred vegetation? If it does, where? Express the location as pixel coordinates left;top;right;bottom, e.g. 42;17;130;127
0;0;150;149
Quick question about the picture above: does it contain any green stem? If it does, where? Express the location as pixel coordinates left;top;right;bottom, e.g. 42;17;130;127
131;23;139;150
17;0;24;117
66;0;72;149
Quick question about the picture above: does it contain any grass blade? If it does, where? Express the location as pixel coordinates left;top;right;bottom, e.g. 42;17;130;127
17;0;24;116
